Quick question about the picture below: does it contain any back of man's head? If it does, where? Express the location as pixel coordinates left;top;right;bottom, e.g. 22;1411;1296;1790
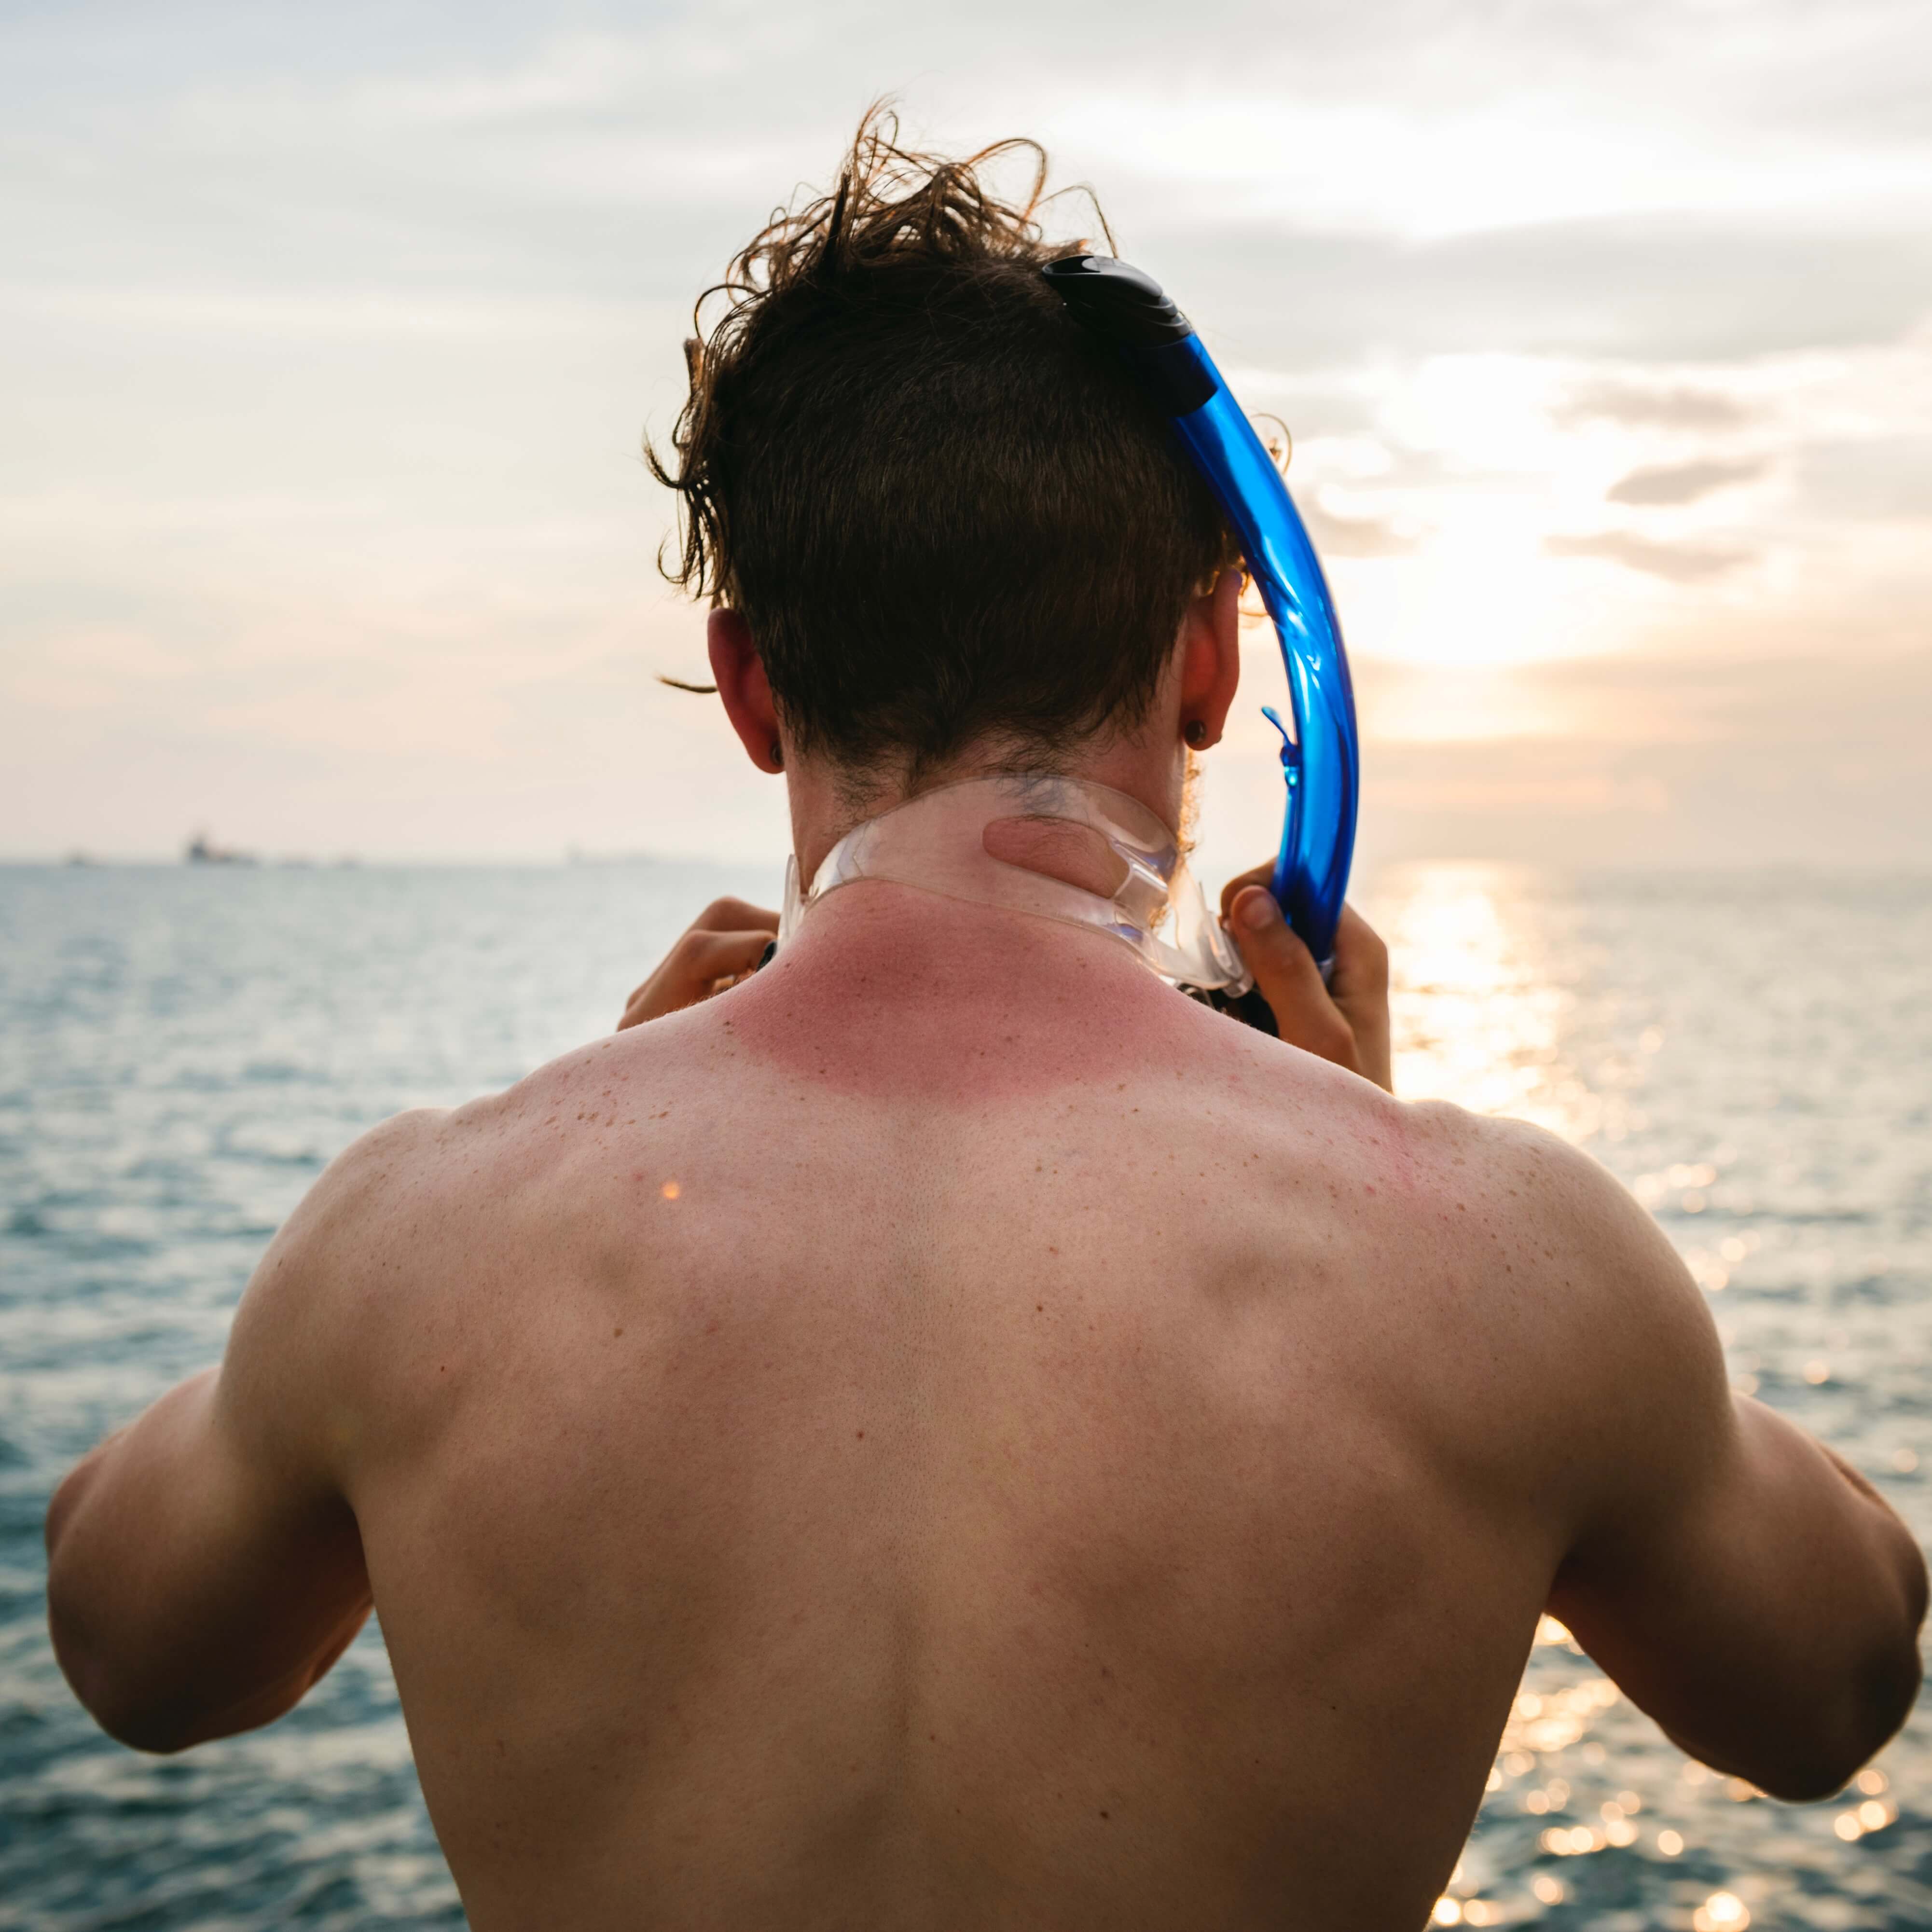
652;110;1231;785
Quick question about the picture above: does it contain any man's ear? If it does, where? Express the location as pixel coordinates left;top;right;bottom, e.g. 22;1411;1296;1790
707;608;785;774
1176;568;1244;750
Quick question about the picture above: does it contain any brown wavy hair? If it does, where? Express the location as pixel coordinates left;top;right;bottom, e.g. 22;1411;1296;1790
649;107;1231;780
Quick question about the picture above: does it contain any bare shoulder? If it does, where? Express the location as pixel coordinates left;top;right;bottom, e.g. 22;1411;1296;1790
279;1104;453;1255
1199;1033;1712;1463
1379;1097;1730;1501
1209;1020;1630;1265
265;1027;662;1293
1396;1096;1698;1304
221;1029;664;1453
1205;1018;1732;1504
220;1106;454;1411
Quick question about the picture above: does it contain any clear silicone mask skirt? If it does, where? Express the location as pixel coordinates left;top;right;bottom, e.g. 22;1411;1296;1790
773;773;1253;995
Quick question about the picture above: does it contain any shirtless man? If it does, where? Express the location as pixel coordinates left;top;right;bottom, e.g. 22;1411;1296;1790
47;121;1923;1930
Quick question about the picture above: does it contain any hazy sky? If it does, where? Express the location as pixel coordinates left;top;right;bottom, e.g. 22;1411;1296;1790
4;0;1929;874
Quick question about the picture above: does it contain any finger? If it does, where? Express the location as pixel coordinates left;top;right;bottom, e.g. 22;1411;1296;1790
619;899;780;1030
618;926;776;1030
692;897;782;935
618;981;669;1031
1219;859;1275;923
1227;887;1357;1072
1327;902;1389;1000
672;926;775;992
1327;902;1394;1094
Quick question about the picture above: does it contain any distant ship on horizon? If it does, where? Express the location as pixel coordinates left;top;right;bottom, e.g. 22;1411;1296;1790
183;831;256;866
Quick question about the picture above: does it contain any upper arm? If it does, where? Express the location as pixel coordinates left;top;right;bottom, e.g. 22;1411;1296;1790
45;1110;441;1752
1511;1126;1928;1798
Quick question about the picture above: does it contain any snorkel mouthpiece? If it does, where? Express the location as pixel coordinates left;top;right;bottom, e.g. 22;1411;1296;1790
1043;254;1360;972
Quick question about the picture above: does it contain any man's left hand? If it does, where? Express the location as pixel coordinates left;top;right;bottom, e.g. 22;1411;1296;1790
617;898;779;1030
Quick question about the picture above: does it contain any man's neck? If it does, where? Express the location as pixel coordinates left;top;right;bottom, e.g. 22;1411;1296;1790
783;735;1186;887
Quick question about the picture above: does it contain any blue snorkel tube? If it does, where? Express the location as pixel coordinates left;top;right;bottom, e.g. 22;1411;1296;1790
1043;256;1360;974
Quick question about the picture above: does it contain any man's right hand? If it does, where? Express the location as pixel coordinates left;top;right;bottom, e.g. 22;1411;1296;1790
616;898;780;1030
1219;867;1393;1093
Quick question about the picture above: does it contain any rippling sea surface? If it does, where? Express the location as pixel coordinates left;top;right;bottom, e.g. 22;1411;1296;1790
2;861;1927;1930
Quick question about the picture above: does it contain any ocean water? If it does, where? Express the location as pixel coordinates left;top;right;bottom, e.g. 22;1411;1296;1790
0;860;1927;1930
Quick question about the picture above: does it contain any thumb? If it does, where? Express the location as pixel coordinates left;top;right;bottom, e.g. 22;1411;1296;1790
1227;887;1356;1069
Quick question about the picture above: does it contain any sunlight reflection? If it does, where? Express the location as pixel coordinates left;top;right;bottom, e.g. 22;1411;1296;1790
1372;862;1606;1143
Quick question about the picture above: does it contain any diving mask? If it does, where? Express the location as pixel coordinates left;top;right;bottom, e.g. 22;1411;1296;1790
775;773;1252;994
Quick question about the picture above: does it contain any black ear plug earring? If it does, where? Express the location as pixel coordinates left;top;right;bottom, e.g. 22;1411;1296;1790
1185;719;1208;748
770;740;784;769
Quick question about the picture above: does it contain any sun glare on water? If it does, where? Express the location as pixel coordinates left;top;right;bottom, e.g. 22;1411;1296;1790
1371;863;1605;1143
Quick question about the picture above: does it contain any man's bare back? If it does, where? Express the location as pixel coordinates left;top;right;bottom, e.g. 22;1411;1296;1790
50;877;1924;1930
339;888;1546;1929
